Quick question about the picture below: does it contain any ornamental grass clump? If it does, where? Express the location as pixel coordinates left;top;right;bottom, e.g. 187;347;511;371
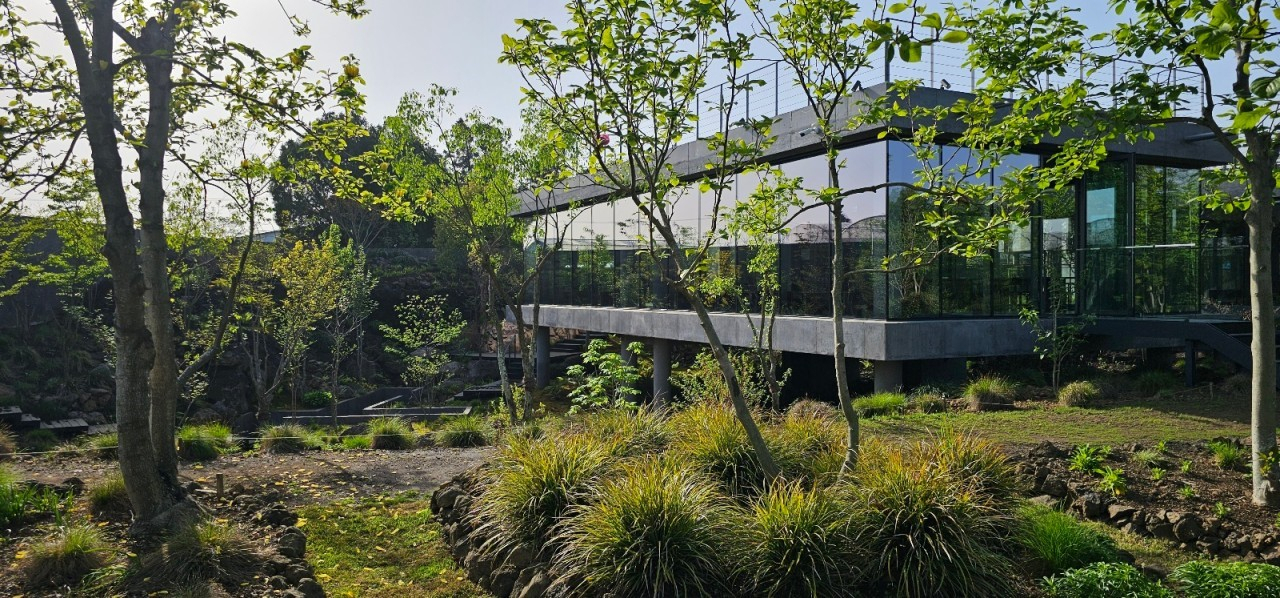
555;457;739;597
786;398;840;420
367;417;415;450
437;415;490;448
87;473;131;520
924;430;1025;503
176;423;234;461
669;402;771;495
1206;439;1247;471
1058;380;1102;407
741;483;857;598
477;433;613;547
1;424;18;459
1016;504;1122;576
259;424;308;454
85;432;119;460
771;409;845;485
848;434;1019;597
131;521;259;590
21;524;110;589
852;392;907;417
565;407;669;456
965;375;1018;411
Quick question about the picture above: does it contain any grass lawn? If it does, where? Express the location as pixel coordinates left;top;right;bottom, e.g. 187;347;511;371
864;394;1250;446
299;492;489;598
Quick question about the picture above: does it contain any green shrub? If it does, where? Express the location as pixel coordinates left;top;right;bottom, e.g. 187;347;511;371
965;376;1018;411
849;442;1016;597
259;424;308;454
176;423;234;461
85;432;119;460
21;524;110;588
1069;444;1110;473
1059;381;1102;407
478;433;613;546
771;409;845;484
130;522;259;589
0;424;16;459
301;390;333;409
368;417;416;450
87;473;131;519
556;458;737;597
852;392;907;417
568;407;669;456
340;435;372;450
669;402;771;495
1042;562;1171;598
1017;504;1121;576
1206;439;1247;471
1135;371;1179;396
23;429;58;452
1169;561;1280;597
742;483;856;597
437;415;490;448
786;398;840;420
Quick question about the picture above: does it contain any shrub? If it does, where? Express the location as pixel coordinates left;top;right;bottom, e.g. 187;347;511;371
556;458;738;597
259;424;307;454
23;429;58;452
21;524;110;588
1206;439;1247;471
368;417;416;450
907;387;949;414
478;433;613;546
567;407;669;456
742;483;857;597
849;444;1016;597
437;415;489;448
0;424;16;459
131;522;259;589
176;423;233;461
1059;381;1102;407
966;376;1018;411
87;473;131;519
301;390;333;409
786;398;840;420
669;402;770;495
341;434;372;450
771;409;846;484
1170;560;1280;597
1017;504;1121;576
852;392;907;417
1135;371;1179;396
1042;562;1171;598
85;432;118;460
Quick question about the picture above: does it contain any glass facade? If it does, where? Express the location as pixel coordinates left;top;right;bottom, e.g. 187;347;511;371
531;140;1252;320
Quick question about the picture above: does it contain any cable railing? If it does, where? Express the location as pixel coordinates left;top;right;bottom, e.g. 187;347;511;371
692;42;1208;138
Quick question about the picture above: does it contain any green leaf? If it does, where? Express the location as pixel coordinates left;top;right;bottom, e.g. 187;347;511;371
601;28;615;51
899;41;922;63
941;31;969;44
1250;75;1280;99
501;34;517;51
1233;107;1268;130
888;3;909;14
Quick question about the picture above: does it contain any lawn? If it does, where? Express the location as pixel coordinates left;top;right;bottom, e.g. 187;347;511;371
863;393;1250;446
299;492;488;598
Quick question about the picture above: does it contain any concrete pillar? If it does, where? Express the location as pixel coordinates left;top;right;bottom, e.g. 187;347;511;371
535;327;551;389
873;360;904;393
651;338;672;407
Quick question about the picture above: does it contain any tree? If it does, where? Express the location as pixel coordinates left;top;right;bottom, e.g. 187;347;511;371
0;0;367;528
380;295;464;403
321;227;376;422
502;0;784;478
960;0;1280;505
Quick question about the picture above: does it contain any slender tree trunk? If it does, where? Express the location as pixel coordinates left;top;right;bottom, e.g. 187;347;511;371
1247;169;1278;506
829;164;859;472
512;306;538;423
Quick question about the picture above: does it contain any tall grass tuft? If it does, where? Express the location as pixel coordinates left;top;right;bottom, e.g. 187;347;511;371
965;375;1018;411
477;433;613;546
1135;370;1179;396
848;437;1017;597
85;432;119;460
1206;440;1247;471
1058;381;1102;407
556;458;738;597
87;473;131;519
741;483;857;597
771;409;846;485
259;424;308;454
131;521;259;589
1169;560;1280;597
0;424;17;459
437;415;490;448
852;392;908;417
1016;504;1122;576
368;417;416;450
21;524;110;588
924;430;1025;503
566;407;669;456
0;466;70;527
786;398;840;420
176;423;234;461
669;402;771;495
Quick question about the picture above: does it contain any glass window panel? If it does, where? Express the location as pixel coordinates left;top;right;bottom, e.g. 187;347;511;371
1082;161;1130;314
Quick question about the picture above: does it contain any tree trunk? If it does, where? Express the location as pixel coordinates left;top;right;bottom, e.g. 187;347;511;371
513;306;538;423
1247;169;1278;506
828;160;859;473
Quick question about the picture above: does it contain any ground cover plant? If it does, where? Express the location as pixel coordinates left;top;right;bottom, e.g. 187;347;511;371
176;423;235;461
852;392;907;417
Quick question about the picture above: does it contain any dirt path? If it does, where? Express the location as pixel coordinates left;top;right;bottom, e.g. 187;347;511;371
5;446;492;506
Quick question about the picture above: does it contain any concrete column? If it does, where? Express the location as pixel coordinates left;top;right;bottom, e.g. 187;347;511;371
873;360;904;393
651;338;672;407
535;327;551;389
